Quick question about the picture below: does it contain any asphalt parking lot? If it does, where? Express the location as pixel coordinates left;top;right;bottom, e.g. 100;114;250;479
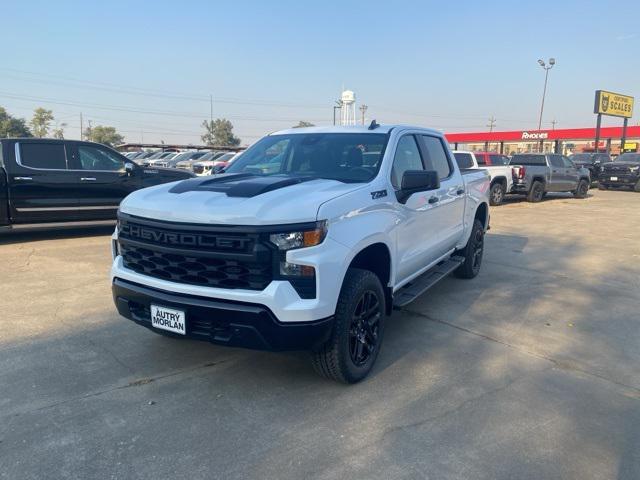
1;190;639;480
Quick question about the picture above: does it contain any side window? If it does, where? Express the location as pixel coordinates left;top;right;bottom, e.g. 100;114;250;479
561;156;574;168
391;135;423;188
489;154;507;165
453;152;474;169
476;154;487;165
78;145;125;171
19;143;67;169
421;136;453;179
549;155;564;168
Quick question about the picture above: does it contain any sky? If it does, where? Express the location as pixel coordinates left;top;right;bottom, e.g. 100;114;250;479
1;0;638;145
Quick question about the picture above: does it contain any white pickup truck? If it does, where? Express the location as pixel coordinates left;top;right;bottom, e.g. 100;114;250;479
111;124;490;383
453;150;513;205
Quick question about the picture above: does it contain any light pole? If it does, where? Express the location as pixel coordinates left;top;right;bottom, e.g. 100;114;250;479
333;99;343;126
536;57;555;152
359;104;368;125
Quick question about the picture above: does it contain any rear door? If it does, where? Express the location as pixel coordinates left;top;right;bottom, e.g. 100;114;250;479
66;142;141;219
8;140;82;223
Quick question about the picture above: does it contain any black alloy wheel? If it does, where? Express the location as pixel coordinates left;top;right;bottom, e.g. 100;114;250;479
348;290;382;367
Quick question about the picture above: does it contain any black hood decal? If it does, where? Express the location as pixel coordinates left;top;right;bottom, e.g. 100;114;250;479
168;174;317;198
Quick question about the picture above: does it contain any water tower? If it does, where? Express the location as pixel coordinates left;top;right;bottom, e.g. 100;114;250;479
340;90;356;126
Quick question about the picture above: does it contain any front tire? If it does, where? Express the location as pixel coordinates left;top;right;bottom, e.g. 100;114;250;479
489;182;506;206
311;269;386;384
527;180;545;202
454;219;485;279
573;179;589;198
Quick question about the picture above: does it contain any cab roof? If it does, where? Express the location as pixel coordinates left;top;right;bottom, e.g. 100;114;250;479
269;124;444;137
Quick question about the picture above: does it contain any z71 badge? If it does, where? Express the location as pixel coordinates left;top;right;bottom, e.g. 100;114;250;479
370;189;387;200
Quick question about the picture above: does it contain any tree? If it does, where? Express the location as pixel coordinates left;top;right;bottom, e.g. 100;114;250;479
30;107;54;137
201;118;240;146
52;123;67;139
293;121;315;128
84;125;124;147
0;107;33;138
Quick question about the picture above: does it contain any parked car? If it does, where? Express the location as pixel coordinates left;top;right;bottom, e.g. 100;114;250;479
598;153;640;191
111;124;490;383
157;151;206;168
509;153;591;202
453;150;513;205
146;152;179;167
174;152;209;171
569;152;612;184
192;152;238;175
0;138;194;229
142;151;176;167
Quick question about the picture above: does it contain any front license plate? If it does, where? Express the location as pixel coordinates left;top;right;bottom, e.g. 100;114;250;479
610;176;618;181
150;305;186;335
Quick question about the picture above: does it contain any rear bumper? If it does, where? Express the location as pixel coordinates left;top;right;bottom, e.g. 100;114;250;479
112;278;334;351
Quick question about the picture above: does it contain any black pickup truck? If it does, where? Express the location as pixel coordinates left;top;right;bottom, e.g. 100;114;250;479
598;153;640;191
0;138;193;229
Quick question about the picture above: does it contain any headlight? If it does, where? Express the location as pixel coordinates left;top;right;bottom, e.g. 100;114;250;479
630;166;640;173
269;222;327;251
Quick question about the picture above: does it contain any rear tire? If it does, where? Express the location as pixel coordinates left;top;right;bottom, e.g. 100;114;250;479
489;182;506;206
454;219;484;279
527;180;545;202
311;269;386;384
573;179;589;198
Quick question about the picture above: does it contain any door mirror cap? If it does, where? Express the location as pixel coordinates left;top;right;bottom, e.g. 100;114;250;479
397;170;440;203
124;162;136;176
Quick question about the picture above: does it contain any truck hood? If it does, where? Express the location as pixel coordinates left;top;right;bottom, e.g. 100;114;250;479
120;174;365;225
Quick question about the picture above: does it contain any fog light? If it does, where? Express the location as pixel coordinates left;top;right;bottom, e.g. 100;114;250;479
280;262;315;277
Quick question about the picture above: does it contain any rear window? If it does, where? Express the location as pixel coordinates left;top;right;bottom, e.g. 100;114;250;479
510;154;546;166
19;143;67;169
489;154;509;165
453;152;474;169
475;153;487;165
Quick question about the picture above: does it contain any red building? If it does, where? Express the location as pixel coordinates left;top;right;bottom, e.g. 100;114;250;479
445;125;640;155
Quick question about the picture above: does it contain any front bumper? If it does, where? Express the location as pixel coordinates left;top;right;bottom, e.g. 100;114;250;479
113;278;333;351
599;174;639;187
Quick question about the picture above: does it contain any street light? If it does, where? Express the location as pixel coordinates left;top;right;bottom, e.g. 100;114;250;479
333;99;343;126
536;57;555;152
537;57;555;131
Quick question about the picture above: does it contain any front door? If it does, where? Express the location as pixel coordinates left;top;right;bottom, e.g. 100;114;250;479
562;156;580;188
67;142;140;220
548;155;569;191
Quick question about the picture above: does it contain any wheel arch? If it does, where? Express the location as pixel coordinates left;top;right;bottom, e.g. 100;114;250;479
490;176;507;187
474;202;489;230
347;242;393;315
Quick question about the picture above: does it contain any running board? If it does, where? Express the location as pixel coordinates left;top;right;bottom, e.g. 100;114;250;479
393;256;464;308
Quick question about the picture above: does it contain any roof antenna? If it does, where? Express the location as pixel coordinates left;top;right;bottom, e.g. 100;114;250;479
368;119;379;130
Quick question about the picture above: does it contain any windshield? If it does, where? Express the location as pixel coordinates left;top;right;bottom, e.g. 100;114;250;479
226;133;389;183
216;153;236;162
510;154;546;166
615;153;640;163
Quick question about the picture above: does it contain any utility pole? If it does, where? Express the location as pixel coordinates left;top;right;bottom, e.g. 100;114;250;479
210;94;213;125
87;120;92;141
487;116;496;132
80;112;83;140
551;119;557;130
359;104;368;125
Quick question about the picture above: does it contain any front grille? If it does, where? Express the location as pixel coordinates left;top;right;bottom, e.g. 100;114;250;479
118;216;274;291
604;165;633;173
192;165;205;174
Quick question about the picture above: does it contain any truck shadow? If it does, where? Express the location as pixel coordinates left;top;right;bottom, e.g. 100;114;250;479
0;225;114;245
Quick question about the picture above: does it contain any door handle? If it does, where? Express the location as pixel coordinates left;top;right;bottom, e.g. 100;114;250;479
428;196;439;204
456;188;465;195
80;177;97;181
14;176;33;181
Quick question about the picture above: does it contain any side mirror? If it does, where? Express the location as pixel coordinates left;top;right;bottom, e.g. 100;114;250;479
124;162;136;176
397;170;440;203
